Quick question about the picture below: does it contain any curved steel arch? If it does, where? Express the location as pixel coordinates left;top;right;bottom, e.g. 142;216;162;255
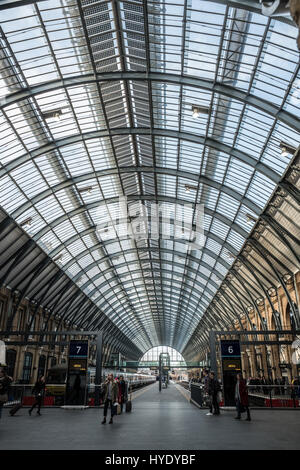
0;129;281;186
85;265;219;313
11;170;262;227
0;0;294;27
23;194;258;244
176;279;249;348
91;273;213;312
28;258;224;332
91;289;223;344
175;252;271;349
33;224;237;274
3;216;248;326
61;243;231;278
59;250;227;301
1;71;299;131
101;296;203;334
248;238;300;324
28;215;294;340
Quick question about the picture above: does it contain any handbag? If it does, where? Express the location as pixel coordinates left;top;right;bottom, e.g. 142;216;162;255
217;391;222;403
113;402;121;415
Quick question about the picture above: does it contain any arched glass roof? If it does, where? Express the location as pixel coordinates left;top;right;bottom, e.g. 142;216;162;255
0;0;299;358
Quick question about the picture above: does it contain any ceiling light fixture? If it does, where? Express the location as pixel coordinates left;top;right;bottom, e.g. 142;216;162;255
42;109;63;122
245;213;258;224
20;217;32;228
268;287;277;297
283;273;293;284
53;253;64;263
279;141;296;157
185;184;198;193
78;186;93;194
192;105;210;118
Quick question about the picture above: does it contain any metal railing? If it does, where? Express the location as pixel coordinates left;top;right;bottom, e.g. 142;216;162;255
182;382;300;409
3;379;155;408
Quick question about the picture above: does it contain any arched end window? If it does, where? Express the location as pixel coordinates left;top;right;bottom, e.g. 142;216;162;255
139;346;186;366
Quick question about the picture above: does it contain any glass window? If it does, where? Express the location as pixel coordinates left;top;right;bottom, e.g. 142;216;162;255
22;352;33;383
37;354;46;378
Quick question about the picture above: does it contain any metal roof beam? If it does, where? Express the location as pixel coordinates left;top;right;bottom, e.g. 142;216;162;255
0;128;284;186
26;193;259;243
1;72;298;132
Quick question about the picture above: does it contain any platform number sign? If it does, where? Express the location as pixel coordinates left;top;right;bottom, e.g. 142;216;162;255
69;340;88;358
221;340;241;357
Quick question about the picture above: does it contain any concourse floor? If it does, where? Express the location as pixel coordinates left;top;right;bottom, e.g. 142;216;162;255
0;382;300;450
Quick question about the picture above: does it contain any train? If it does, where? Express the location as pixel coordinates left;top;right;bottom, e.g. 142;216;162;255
45;364;155;396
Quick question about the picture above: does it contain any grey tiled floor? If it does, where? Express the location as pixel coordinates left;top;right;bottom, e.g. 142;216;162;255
0;382;299;450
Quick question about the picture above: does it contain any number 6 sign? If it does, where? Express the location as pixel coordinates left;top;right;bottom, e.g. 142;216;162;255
221;340;241;357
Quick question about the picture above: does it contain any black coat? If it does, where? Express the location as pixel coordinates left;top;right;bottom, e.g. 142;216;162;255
0;376;11;394
208;378;221;395
32;380;45;398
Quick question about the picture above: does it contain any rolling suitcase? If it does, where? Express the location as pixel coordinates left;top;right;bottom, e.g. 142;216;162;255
125;400;132;412
9;402;22;416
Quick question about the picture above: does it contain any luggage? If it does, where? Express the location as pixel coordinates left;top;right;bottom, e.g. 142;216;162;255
125;400;132;412
113;402;121;415
9;402;22;416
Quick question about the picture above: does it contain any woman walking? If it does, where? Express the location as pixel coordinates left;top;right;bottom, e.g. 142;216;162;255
235;373;251;421
28;375;45;416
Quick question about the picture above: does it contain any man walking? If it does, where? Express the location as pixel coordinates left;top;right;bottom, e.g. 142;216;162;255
101;374;118;424
207;371;221;415
118;375;128;413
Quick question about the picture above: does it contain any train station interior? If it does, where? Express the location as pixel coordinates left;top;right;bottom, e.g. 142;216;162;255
0;0;300;455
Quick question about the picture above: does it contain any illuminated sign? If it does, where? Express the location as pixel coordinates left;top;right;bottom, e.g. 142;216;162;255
69;358;87;372
69;340;89;358
222;358;242;371
221;340;241;357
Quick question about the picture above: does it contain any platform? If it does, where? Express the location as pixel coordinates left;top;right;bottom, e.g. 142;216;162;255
0;382;300;450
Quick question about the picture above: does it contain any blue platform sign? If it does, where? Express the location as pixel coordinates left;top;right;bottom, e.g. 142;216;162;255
69;340;89;358
221;340;241;357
